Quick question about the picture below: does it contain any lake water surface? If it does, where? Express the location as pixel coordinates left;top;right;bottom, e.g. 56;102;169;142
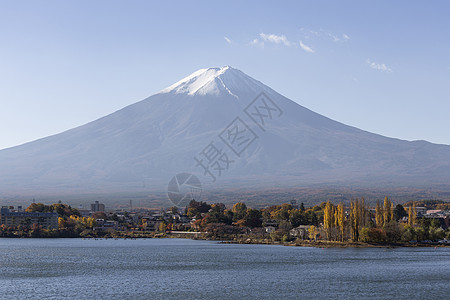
0;238;449;299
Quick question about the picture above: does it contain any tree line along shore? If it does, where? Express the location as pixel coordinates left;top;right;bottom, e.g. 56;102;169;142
1;199;449;248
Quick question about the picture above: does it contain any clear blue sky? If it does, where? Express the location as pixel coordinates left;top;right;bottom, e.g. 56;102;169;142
1;0;449;149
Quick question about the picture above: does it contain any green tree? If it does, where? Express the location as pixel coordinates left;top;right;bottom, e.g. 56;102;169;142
186;200;211;219
360;227;386;243
289;209;307;227
26;203;48;213
401;225;416;242
203;203;232;225
231;202;247;222
305;210;319;226
393;204;407;221
243;209;262;228
429;227;445;241
384;221;402;243
299;202;305;212
271;204;292;222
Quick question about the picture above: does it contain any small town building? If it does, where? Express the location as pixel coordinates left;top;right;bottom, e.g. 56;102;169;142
264;226;276;233
91;201;105;212
0;206;58;229
415;207;427;216
143;218;162;231
93;219;119;231
78;209;92;217
290;225;310;239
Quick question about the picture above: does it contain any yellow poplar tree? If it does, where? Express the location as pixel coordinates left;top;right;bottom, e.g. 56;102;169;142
408;205;412;226
390;202;395;222
412;202;417;225
375;200;383;228
360;197;368;228
383;196;391;226
323;201;333;240
334;207;339;228
337;203;345;241
408;202;417;226
350;200;360;241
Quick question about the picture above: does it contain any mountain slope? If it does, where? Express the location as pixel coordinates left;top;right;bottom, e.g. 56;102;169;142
0;66;449;197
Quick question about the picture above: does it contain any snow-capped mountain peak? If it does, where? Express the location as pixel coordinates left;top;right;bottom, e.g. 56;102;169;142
159;66;267;98
0;66;449;200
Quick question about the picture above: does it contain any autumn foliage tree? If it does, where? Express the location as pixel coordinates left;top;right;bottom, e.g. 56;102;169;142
186;200;211;219
383;197;393;226
232;202;247;222
375;200;383;227
408;202;417;226
336;203;345;241
349;198;370;241
323;201;334;240
322;201;346;241
350;200;360;241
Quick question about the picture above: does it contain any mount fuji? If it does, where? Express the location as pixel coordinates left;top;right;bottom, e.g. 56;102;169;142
0;66;449;200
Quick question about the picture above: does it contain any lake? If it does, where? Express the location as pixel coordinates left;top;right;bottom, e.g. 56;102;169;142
0;238;449;299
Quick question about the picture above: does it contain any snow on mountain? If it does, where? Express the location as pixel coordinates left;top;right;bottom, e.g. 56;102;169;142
0;66;449;198
160;66;267;98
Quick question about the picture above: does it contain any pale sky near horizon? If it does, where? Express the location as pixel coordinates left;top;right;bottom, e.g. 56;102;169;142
1;0;449;150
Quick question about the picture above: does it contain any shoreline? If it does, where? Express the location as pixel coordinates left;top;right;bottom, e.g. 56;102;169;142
109;232;450;248
164;232;450;248
214;238;450;248
2;232;449;248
